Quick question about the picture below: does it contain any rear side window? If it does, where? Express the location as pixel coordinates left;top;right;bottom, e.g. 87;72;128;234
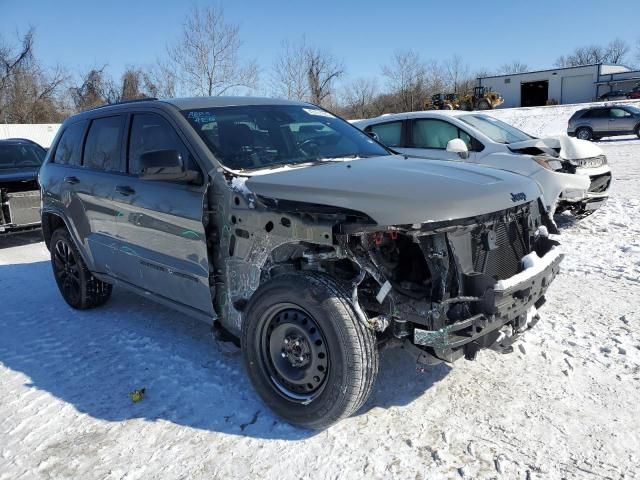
53;122;85;166
365;121;403;147
582;109;607;119
83;116;124;172
128;113;192;174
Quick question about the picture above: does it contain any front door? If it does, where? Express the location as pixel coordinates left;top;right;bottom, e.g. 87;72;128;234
395;118;478;162
608;107;636;134
112;111;213;316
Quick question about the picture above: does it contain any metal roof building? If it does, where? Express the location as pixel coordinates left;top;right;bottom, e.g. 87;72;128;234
478;64;640;108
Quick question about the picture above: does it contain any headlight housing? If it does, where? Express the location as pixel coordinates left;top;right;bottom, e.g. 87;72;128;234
569;155;607;168
534;156;563;171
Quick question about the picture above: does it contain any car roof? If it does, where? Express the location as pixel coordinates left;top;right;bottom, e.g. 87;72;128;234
160;96;312;110
353;109;476;125
0;138;45;147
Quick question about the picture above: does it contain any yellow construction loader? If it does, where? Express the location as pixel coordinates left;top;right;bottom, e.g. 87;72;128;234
459;86;503;111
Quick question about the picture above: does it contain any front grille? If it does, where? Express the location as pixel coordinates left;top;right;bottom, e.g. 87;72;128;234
6;191;40;225
472;215;528;280
588;172;611;193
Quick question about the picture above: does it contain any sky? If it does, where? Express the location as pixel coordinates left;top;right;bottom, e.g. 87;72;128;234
1;0;639;88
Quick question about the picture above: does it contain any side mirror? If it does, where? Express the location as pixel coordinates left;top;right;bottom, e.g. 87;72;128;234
366;130;380;141
138;149;198;182
446;138;469;160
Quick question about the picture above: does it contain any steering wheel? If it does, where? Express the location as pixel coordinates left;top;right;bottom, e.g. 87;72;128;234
298;139;321;158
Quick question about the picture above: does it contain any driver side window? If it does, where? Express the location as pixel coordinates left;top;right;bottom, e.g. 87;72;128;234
609;108;630;118
128;113;193;174
412;119;460;149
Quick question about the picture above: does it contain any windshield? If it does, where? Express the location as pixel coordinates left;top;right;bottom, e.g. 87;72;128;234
0;144;45;170
625;105;640;114
182;104;390;170
458;114;533;144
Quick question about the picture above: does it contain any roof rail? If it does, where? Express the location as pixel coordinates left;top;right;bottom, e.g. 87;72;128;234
87;97;159;111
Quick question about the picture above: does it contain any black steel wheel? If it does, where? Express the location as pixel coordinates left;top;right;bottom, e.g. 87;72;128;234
242;272;378;429
50;228;112;309
260;305;330;403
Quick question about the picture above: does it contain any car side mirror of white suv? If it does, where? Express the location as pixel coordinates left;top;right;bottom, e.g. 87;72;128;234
446;138;469;159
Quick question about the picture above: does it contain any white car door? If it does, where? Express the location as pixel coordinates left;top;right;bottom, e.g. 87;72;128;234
394;118;479;162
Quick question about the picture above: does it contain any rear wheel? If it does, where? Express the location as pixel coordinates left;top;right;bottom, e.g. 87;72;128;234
635;125;640;139
241;272;378;429
50;228;112;309
576;127;593;141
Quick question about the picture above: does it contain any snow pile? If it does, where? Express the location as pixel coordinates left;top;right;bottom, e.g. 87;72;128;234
484;99;640;137
494;247;562;291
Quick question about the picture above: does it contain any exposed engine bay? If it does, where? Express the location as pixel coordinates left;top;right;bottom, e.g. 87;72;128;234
0;179;41;234
213;174;563;365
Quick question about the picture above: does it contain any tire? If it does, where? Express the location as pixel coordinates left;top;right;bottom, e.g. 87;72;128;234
50;228;112;309
241;272;378;429
477;98;491;110
576;127;593;141
635;125;640;139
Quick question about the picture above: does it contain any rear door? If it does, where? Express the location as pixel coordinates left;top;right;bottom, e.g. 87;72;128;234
112;111;213;316
76;115;129;276
585;108;611;134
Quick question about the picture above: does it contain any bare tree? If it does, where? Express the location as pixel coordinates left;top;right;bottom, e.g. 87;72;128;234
141;60;177;98
270;39;309;101
444;55;470;93
1;29;68;123
341;77;378;119
306;46;344;105
167;5;258;96
555;41;629;67
69;67;113;111
270;38;344;106
606;38;630;64
0;29;34;93
497;61;529;75
382;49;427;111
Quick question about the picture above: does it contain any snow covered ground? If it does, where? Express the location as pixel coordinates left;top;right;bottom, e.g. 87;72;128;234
1;106;639;479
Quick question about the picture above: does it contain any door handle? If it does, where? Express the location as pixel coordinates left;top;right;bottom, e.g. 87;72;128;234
63;176;80;185
115;185;135;196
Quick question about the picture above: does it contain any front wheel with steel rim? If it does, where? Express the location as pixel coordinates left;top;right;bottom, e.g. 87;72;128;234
50;228;112;309
242;272;378;429
576;127;593;141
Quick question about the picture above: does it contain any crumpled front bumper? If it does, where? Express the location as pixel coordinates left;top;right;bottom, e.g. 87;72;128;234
413;248;563;362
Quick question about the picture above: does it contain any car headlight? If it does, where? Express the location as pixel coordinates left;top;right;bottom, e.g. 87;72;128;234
534;157;563;171
569;155;607;168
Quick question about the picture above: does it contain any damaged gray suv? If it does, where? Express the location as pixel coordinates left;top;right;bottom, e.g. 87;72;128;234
39;97;563;429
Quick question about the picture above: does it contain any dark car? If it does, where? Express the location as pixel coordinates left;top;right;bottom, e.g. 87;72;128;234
628;86;640;100
38;97;562;429
567;105;640;141
0;138;46;234
598;90;629;101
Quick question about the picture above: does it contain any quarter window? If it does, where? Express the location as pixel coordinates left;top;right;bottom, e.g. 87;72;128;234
128;113;192;174
53;121;85;166
366;121;403;147
83;116;124;171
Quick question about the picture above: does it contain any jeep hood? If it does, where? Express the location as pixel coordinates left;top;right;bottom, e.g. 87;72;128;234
508;136;603;160
245;155;541;225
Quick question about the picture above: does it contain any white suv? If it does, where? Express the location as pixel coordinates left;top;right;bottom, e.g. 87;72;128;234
353;111;612;216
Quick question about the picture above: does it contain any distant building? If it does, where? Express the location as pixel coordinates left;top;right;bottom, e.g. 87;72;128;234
0;124;61;147
478;64;640;108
